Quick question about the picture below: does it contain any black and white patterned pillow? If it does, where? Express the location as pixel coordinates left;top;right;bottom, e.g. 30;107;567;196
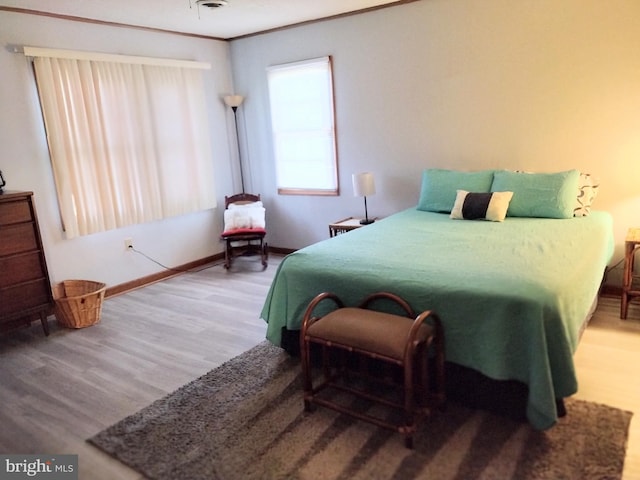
450;190;514;222
574;173;599;217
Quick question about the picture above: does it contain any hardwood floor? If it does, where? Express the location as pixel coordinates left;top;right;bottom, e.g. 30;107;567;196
574;296;640;480
0;256;639;479
0;256;277;480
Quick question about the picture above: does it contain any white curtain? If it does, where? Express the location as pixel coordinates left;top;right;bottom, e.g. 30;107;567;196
31;52;216;238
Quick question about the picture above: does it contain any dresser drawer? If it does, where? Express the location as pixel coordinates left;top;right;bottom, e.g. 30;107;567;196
0;223;38;256
0;199;32;226
0;252;45;288
0;279;51;320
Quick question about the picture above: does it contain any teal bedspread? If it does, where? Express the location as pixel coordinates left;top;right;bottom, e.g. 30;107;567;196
260;208;614;429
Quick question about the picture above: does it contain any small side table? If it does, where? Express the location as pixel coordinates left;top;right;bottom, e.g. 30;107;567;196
621;227;640;319
329;217;376;238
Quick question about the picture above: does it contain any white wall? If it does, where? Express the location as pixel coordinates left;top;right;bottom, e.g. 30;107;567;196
0;11;238;287
230;0;640;285
3;1;640;290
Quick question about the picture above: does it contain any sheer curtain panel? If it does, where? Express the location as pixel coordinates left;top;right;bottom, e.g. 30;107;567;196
28;48;216;238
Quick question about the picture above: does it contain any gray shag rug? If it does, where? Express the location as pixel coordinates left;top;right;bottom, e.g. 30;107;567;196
89;341;632;480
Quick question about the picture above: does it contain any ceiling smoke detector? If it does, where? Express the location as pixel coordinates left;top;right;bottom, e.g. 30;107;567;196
196;0;228;7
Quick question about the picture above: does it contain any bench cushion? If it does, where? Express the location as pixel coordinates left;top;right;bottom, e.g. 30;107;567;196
306;307;433;361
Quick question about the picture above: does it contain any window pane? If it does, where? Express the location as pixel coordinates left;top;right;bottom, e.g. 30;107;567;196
267;56;338;194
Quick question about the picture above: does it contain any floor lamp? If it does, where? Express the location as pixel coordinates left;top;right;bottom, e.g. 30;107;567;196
224;94;245;193
352;172;376;225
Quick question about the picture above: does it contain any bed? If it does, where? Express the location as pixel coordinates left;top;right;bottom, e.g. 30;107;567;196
260;169;614;430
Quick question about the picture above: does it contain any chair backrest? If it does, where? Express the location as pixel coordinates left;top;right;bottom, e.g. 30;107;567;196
225;193;261;209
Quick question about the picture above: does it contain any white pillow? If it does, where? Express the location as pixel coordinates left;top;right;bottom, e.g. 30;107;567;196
228;201;263;210
223;205;265;231
247;206;266;229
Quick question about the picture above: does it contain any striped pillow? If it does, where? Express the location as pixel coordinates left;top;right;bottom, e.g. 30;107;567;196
450;190;513;222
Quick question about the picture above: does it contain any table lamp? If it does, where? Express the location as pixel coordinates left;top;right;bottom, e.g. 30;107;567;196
352;172;376;225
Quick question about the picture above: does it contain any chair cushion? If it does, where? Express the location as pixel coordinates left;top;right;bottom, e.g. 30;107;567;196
306;307;433;361
221;227;266;238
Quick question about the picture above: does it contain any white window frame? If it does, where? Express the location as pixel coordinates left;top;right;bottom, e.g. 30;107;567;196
267;56;339;196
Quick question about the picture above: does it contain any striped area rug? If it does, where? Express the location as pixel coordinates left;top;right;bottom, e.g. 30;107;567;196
89;342;631;480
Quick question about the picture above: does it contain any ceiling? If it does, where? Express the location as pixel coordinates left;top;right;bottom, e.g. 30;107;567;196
1;0;411;40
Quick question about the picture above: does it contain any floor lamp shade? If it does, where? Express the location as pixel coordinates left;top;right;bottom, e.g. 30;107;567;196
352;172;376;224
224;95;244;109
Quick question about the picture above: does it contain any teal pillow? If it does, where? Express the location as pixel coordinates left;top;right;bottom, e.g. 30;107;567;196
417;169;495;213
491;169;580;219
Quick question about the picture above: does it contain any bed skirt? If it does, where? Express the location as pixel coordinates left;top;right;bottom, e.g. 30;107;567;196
280;327;566;423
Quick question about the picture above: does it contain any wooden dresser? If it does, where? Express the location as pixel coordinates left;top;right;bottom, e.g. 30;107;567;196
0;191;54;335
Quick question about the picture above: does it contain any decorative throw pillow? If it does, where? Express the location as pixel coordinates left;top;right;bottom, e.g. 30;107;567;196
491;169;580;219
450;190;514;222
574;173;599;217
417;169;495;213
223;202;266;231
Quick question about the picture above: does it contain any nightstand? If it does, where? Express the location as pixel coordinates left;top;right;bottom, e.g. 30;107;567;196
621;227;640;319
329;217;376;238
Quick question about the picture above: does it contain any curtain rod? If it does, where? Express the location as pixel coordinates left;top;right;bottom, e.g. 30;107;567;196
21;46;211;70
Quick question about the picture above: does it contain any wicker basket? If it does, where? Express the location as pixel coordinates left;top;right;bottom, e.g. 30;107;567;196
54;280;107;328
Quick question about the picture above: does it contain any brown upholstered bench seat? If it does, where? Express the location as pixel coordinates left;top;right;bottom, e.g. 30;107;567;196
300;291;445;448
306;307;435;363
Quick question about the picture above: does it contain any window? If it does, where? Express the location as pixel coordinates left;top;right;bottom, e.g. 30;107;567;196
267;56;338;195
26;47;216;238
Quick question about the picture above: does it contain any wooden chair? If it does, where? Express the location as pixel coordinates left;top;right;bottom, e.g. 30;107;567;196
221;193;268;269
300;291;445;448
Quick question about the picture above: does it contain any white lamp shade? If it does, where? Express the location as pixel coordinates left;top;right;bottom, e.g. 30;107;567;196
223;95;244;108
352;172;376;197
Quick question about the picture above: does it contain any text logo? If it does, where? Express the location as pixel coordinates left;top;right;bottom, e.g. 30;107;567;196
0;455;77;480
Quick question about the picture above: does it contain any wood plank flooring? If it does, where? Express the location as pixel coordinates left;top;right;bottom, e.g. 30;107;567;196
574;296;640;480
0;255;639;479
0;256;276;480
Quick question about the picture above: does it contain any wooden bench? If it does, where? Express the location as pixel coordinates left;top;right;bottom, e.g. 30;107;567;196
300;291;445;448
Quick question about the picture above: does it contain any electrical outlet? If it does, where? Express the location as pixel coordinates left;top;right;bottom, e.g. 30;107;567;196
124;237;133;250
